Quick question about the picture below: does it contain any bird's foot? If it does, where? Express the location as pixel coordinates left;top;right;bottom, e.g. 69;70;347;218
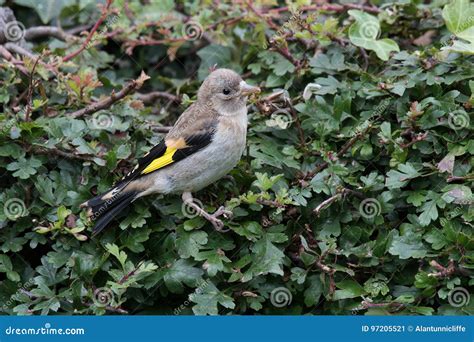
199;206;232;232
182;192;232;232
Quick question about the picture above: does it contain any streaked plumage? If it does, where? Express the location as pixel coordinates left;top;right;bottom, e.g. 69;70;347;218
81;68;260;234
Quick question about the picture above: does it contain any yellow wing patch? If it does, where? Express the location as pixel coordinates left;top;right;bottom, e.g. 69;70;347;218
141;147;177;174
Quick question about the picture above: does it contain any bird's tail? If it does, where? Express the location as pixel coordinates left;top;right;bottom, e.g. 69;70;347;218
80;184;139;235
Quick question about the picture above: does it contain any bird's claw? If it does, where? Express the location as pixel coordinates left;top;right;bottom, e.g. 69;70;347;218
214;206;233;219
206;207;232;232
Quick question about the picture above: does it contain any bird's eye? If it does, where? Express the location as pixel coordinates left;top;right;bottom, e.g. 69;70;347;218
222;88;231;95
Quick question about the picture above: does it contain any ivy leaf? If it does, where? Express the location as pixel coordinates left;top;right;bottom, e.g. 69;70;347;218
348;10;399;60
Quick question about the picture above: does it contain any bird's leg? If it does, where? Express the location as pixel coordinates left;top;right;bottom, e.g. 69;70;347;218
181;192;232;232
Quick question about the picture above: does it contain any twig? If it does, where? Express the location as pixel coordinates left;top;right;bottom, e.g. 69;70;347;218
82;301;128;314
446;174;474;183
398;132;428;148
305;125;374;180
0;45;28;75
150;125;172;134
360;300;405;310
136;91;181;104
24;26;77;42
63;0;114;62
69;71;150;118
428;260;457;278
31;146;98;162
313;193;343;216
266;3;381;14
246;1;301;69
4;43;58;74
256;198;286;208
287;101;305;146
25;54;43;121
4;42;37;59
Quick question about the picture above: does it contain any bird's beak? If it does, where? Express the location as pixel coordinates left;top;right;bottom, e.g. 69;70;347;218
240;81;261;96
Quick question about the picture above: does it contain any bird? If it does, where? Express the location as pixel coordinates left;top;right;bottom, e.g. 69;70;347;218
80;68;260;235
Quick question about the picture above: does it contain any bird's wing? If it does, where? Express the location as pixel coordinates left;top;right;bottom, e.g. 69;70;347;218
116;104;218;186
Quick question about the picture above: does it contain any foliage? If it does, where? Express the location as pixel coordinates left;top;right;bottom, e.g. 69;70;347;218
0;0;473;316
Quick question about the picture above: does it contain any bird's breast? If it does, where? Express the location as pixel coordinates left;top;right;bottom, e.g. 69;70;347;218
153;109;248;194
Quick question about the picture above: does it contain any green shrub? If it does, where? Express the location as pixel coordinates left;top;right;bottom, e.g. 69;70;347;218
0;0;472;315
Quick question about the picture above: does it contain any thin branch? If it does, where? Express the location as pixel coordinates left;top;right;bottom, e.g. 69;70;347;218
0;45;29;75
25;54;43;121
25;26;77;42
306;125;374;180
3;43;58;74
313;188;365;216
428;260;458;278
313;193;343;216
69;71;150;118
150;125;172;134
136;91;181;104
31;146;98;162
266;3;381;14
63;0;114;62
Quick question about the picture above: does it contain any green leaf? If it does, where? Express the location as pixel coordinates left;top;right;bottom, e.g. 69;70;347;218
348;10;399;60
6;157;42;179
161;260;204;294
389;225;428;259
190;282;235;315
175;229;208;259
442;0;474;53
385;162;422;189
333;279;366;300
14;0;76;24
105;243;128;269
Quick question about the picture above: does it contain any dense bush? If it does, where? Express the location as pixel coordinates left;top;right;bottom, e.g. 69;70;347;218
0;0;473;315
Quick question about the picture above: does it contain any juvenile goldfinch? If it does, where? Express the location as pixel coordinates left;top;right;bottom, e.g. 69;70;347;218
81;68;260;234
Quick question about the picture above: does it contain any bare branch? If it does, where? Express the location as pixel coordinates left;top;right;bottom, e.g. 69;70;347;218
69;71;150;118
25;26;77;42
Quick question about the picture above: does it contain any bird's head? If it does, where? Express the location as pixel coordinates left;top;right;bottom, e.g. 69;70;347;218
198;68;260;116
